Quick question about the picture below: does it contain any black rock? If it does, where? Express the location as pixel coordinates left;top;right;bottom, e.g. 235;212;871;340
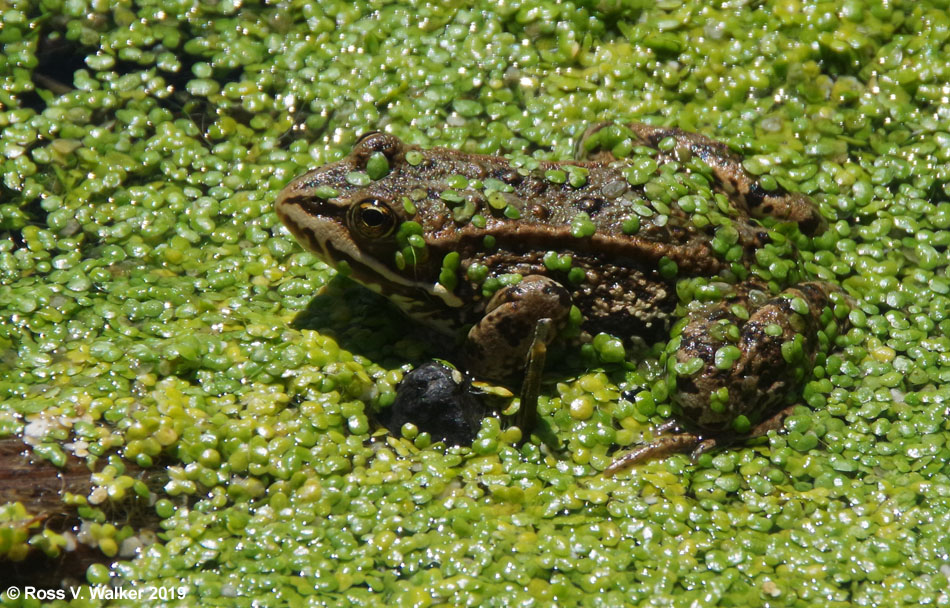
379;361;488;445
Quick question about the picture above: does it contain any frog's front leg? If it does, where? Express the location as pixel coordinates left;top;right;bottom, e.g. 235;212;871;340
464;275;572;380
464;275;572;432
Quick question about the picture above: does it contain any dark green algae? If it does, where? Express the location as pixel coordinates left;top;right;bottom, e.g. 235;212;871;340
2;0;950;606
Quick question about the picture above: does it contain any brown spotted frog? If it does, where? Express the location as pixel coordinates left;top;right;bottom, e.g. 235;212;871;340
275;123;849;474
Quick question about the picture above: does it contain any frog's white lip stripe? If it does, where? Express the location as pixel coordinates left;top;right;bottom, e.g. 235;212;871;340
276;196;464;309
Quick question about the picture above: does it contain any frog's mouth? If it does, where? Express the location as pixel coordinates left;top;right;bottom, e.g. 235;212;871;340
276;192;464;315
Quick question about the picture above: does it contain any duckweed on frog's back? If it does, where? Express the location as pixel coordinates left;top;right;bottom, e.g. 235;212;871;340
275;123;850;470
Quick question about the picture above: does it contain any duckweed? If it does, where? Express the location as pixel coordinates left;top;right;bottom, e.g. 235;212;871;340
621;216;640;234
365;152;390;181
503;204;521;220
2;0;950;605
544;169;566;184
565;166;588;188
345;172;370;187
569;212;597;238
466;262;488;284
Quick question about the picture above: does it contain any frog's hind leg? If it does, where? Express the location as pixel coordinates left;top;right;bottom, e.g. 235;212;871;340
671;281;843;435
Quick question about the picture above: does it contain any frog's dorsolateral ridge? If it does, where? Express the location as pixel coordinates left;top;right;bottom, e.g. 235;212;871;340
276;124;849;472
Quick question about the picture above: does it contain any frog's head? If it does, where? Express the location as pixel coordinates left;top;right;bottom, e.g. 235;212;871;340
275;132;465;317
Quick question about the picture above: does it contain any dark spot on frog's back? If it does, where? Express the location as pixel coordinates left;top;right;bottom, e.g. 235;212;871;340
497;168;522;185
576;197;604;215
677;330;716;361
522;176;548;197
530;204;550;220
740;321;770;350
745;182;767;206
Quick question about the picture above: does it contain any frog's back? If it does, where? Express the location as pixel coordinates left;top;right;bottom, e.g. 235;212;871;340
276;131;811;341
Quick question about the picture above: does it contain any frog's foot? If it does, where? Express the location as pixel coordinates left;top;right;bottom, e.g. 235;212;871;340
604;405;798;476
671;281;847;435
604;433;711;476
575;121;827;235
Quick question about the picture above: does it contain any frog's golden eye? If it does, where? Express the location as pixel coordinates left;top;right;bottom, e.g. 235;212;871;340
348;198;396;239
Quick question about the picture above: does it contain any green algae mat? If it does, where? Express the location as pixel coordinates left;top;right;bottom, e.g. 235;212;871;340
2;0;950;606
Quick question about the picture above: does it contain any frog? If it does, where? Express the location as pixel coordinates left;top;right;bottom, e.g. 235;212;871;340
275;123;849;474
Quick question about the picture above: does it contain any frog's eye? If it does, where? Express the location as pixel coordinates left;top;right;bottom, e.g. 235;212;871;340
348;198;396;239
